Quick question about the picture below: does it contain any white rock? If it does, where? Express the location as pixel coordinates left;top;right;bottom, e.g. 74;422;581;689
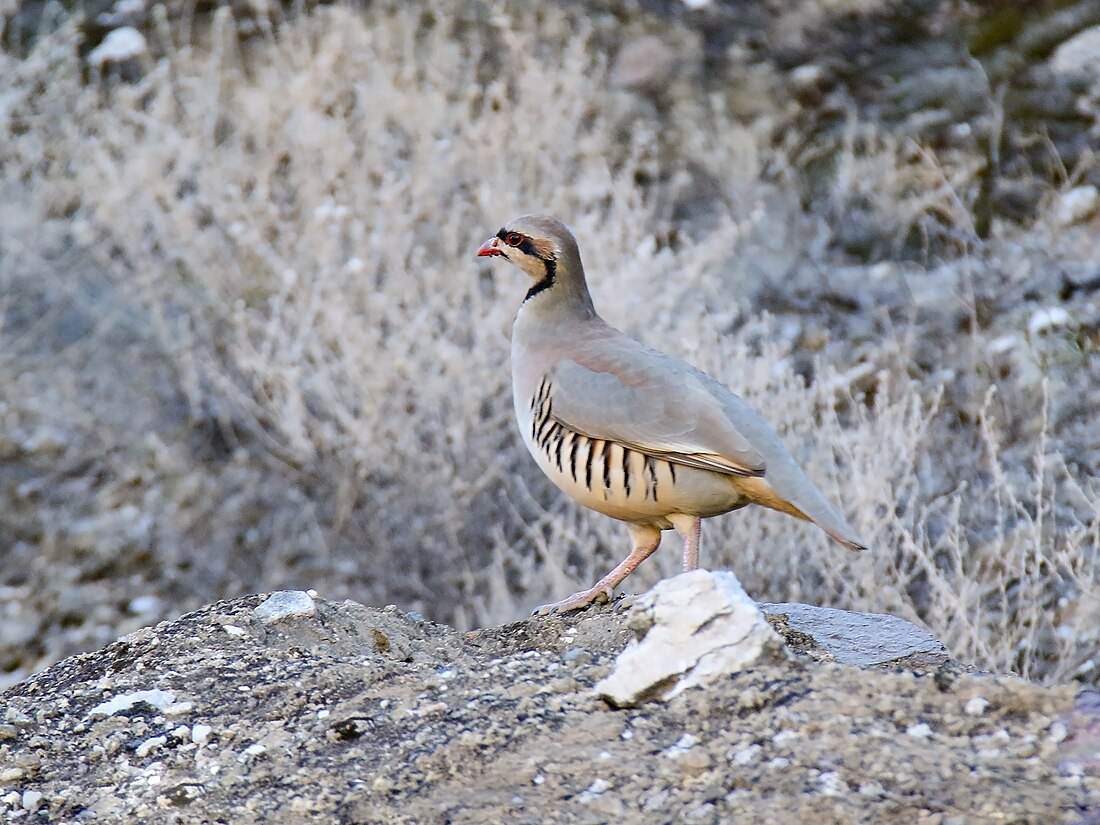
239;743;267;761
20;426;68;453
135;735;166;758
254;591;316;624
0;768;23;782
128;595;161;615
88;689;176;719
610;36;680;90
664;733;699;758
732;744;761;765
191;724;213;745
1028;307;1072;337
114;0;147;15
906;722;933;739
585;778;610;795
87;27;148;68
596;570;780;707
1052;185;1099;226
1050;26;1100;79
790;63;826;89
1048;721;1068;744
818;771;846;796
21;790;43;811
964;696;989;716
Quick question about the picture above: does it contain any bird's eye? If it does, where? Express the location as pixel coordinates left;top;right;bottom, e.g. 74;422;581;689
505;232;524;247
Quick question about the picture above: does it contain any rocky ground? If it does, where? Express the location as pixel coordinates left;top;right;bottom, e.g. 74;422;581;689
0;582;1097;824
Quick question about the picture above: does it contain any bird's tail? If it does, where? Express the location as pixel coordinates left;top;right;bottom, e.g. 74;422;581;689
735;475;867;552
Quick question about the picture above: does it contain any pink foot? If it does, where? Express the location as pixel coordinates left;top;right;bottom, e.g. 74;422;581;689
532;585;614;616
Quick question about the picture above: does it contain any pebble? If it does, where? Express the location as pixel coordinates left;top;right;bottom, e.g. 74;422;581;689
665;733;699;757
964;697;989;716
88;689;176;719
240;743;267;760
1050;26;1100;79
135;735;166;758
87;27;148;68
1028;307;1072;337
906;723;933;739
253;591;316;624
585;778;611;795
128;595;162;615
819;771;847;796
191;724;213;746
21;790;43;811
733;744;761;765
1051;185;1099;226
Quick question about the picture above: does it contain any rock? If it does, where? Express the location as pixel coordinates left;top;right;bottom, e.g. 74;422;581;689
610;32;700;94
761;602;949;670
1050;25;1100;81
190;723;213;745
20;790;43;811
596;570;782;707
1028;306;1073;337
253;590;316;624
965;696;990;716
1052;185;1100;226
87;688;177;718
86;26;148;73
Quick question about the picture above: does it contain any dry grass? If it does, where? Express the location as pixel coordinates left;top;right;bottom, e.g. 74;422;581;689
0;1;1096;686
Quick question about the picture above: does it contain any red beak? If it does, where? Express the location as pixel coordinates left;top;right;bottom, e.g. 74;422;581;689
477;237;503;257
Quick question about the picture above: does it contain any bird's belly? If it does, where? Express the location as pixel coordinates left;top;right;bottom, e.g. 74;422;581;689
521;424;744;526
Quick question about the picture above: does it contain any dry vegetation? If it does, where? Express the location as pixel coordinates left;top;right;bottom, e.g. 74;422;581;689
0;1;1097;688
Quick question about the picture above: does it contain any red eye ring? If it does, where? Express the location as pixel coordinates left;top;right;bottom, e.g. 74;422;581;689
505;232;524;247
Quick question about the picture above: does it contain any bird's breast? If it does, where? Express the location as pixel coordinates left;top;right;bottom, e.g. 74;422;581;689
514;377;746;525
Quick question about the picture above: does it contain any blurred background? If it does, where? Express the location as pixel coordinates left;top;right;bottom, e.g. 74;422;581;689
0;0;1098;690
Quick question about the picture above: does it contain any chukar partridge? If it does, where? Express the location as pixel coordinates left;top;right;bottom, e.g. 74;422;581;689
477;214;866;615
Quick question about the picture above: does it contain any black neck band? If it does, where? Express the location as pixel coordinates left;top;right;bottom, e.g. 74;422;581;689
524;259;556;302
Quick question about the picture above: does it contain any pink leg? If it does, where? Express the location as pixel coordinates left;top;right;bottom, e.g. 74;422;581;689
671;514;702;571
533;524;663;616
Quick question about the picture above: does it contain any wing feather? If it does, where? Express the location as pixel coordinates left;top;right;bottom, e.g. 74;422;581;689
545;356;766;477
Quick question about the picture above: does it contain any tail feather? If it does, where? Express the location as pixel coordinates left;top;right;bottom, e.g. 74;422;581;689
820;524;867;552
734;474;867;552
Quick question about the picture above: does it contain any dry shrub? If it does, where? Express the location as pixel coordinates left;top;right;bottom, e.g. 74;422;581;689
0;2;1096;684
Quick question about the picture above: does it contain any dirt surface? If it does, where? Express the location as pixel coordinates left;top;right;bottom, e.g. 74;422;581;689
1;592;1097;824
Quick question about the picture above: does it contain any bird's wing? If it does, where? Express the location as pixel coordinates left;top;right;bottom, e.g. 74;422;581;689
544;354;767;477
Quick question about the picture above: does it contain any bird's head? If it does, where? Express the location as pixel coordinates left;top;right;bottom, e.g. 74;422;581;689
477;214;582;298
477;215;595;315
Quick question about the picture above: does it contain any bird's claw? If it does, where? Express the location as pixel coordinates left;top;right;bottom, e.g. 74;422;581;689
531;585;614;617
